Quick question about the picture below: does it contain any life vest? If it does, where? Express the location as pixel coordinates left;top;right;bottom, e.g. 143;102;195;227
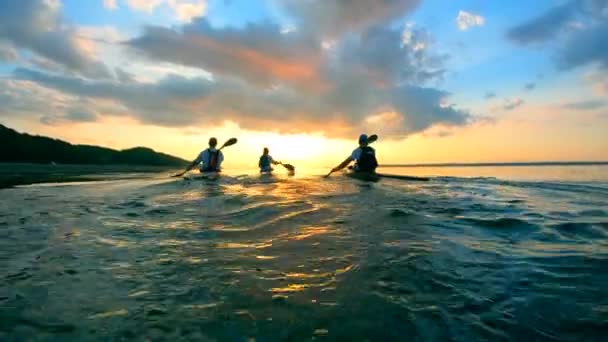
259;155;272;171
202;149;220;172
355;146;378;172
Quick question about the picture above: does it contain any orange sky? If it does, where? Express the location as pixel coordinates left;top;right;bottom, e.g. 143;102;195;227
6;100;607;169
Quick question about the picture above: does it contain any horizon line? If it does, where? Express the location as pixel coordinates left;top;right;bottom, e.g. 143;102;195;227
380;161;608;168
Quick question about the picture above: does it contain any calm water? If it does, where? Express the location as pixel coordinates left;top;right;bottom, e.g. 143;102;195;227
1;165;607;341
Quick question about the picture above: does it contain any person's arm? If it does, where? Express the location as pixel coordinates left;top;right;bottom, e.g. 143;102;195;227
174;156;200;177
332;156;353;172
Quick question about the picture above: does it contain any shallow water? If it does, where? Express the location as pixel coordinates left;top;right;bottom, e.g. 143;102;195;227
1;166;608;341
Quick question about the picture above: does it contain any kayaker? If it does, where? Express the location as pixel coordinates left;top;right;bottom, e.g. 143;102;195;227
179;137;224;174
259;147;281;173
327;134;378;174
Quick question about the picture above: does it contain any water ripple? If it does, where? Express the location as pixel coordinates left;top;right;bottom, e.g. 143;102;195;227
1;175;607;340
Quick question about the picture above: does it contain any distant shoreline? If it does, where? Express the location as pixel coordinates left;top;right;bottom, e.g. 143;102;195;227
381;161;608;168
0;163;178;189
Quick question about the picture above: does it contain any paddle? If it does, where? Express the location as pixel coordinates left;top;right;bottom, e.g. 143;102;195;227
172;138;238;177
324;134;378;178
279;162;295;172
219;138;238;151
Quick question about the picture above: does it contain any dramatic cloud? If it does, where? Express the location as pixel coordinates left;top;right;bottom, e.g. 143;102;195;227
503;98;525;110
279;0;421;38
127;19;322;87
0;0;111;79
456;10;485;31
103;0;118;10
563;100;606;110
13;59;469;137
4;0;470;138
332;24;446;85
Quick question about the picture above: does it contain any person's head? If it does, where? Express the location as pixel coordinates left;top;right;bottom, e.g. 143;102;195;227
358;134;368;147
263;147;269;155
209;137;218;148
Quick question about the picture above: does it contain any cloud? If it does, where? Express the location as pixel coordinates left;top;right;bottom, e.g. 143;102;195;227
456;10;485;31
508;1;608;86
127;20;322;88
525;82;536;91
6;1;471;139
0;0;111;79
66;107;98;122
585;69;608;94
125;0;207;21
127;19;446;88
0;78;84;120
126;0;164;12
14;60;469;137
559;22;608;70
41;106;98;125
103;0;118;10
168;0;207;22
279;0;421;38
333;24;446;85
503;98;525;110
484;91;496;99
0;44;18;62
563;100;606;110
507;2;577;44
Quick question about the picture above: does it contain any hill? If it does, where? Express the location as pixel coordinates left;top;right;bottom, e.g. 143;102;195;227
0;124;188;166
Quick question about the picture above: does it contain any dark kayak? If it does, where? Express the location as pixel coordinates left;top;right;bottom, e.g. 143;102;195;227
345;172;381;182
346;172;430;182
184;172;221;180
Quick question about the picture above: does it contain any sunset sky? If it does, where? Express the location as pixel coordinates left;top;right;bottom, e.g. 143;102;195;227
1;0;607;168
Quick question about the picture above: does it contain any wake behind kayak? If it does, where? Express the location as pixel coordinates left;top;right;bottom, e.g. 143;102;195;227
345;171;429;182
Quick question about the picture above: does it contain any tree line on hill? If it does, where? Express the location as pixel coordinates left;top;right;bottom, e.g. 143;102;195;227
0;124;188;166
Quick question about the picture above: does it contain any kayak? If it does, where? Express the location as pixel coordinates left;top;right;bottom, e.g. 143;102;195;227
184;172;220;181
345;171;429;182
376;173;430;182
345;172;380;182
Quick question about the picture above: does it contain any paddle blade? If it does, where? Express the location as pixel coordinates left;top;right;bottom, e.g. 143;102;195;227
367;134;378;144
221;138;238;149
282;163;295;172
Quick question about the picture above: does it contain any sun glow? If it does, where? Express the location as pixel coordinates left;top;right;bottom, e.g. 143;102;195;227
254;133;330;163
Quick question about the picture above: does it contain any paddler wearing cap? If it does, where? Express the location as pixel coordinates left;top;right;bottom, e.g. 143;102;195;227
326;134;378;176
